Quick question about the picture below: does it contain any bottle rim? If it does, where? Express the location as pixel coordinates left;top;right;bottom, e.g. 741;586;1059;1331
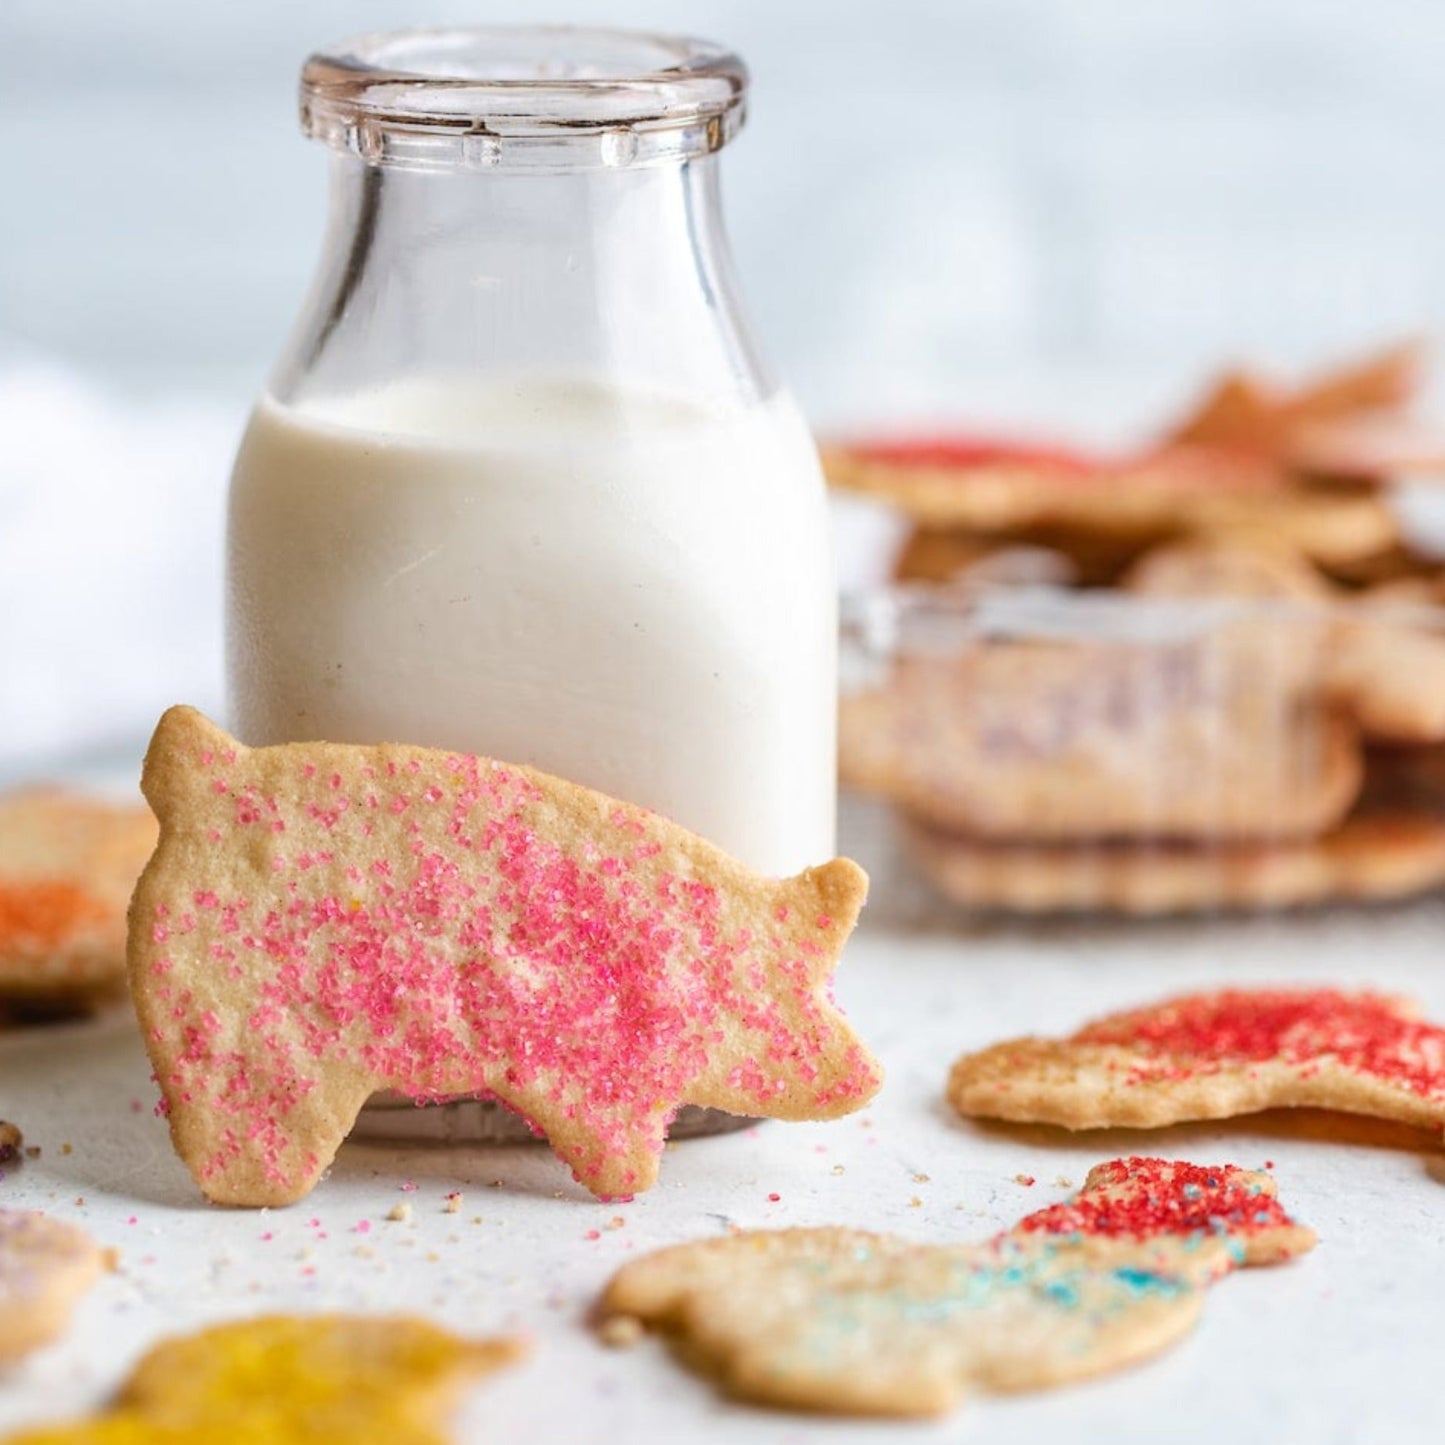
300;26;748;172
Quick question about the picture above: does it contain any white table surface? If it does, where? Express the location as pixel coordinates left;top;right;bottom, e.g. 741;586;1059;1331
2;799;1443;1443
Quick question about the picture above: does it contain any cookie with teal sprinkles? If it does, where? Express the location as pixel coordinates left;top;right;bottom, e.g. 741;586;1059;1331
597;1156;1314;1417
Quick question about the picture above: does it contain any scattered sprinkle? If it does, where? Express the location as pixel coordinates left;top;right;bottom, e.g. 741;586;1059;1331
767;1193;781;1203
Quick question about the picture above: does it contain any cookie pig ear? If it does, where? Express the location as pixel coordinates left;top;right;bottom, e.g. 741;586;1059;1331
140;706;245;817
781;858;869;978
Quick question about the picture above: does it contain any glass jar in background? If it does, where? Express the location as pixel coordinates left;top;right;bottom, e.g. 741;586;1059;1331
227;27;837;881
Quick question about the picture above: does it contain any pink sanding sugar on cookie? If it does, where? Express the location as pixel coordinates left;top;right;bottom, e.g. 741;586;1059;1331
129;708;882;1207
1076;989;1445;1096
948;986;1445;1139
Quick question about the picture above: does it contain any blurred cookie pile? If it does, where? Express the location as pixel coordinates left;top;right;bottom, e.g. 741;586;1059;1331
831;342;1445;915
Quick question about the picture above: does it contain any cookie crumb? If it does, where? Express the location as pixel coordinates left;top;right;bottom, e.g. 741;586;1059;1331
1014;1174;1036;1187
443;1191;463;1214
0;1121;22;1164
598;1315;645;1349
831;1164;845;1176
61;1142;73;1156
1053;1176;1074;1189
912;1172;930;1184
606;1215;626;1231
386;1203;413;1224
908;1196;923;1208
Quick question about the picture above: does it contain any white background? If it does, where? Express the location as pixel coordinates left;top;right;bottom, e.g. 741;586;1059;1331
4;0;1445;764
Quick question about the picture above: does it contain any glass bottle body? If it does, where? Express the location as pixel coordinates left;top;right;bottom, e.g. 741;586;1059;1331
226;35;837;878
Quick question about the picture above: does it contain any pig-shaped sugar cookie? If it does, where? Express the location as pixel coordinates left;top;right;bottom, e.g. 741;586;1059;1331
129;708;882;1206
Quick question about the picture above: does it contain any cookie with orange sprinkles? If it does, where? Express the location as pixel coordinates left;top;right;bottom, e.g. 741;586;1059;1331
949;987;1445;1136
597;1156;1313;1418
129;707;882;1207
0;789;156;1007
3;1313;523;1444
0;1210;109;1364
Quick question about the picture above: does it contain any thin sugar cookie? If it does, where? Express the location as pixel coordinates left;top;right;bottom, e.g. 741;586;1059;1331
0;1210;108;1364
598;1156;1313;1418
839;641;1362;842
949;987;1445;1135
0;790;157;1007
905;809;1445;917
3;1313;523;1444
129;707;882;1206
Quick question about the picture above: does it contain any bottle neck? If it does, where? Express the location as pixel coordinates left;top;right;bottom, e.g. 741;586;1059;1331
272;153;772;409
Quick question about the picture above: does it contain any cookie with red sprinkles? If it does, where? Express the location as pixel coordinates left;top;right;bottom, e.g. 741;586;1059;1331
129;707;882;1207
949;987;1445;1136
597;1155;1313;1418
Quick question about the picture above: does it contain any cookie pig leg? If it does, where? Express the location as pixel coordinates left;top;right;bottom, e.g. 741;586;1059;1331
167;1069;372;1208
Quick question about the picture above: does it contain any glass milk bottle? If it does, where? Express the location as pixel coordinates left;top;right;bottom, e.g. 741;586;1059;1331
227;28;837;883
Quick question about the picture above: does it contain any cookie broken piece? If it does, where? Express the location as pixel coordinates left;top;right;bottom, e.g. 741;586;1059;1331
129;707;882;1206
0;790;157;1006
0;1210;108;1364
4;1313;522;1444
949;987;1445;1135
598;1156;1313;1418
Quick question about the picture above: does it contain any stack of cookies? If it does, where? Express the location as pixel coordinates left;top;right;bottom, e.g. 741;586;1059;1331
832;343;1445;916
826;340;1445;590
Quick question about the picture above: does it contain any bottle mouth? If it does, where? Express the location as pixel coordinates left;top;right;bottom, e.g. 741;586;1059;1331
300;26;748;172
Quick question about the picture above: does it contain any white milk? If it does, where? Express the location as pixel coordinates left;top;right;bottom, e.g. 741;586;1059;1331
226;374;837;876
